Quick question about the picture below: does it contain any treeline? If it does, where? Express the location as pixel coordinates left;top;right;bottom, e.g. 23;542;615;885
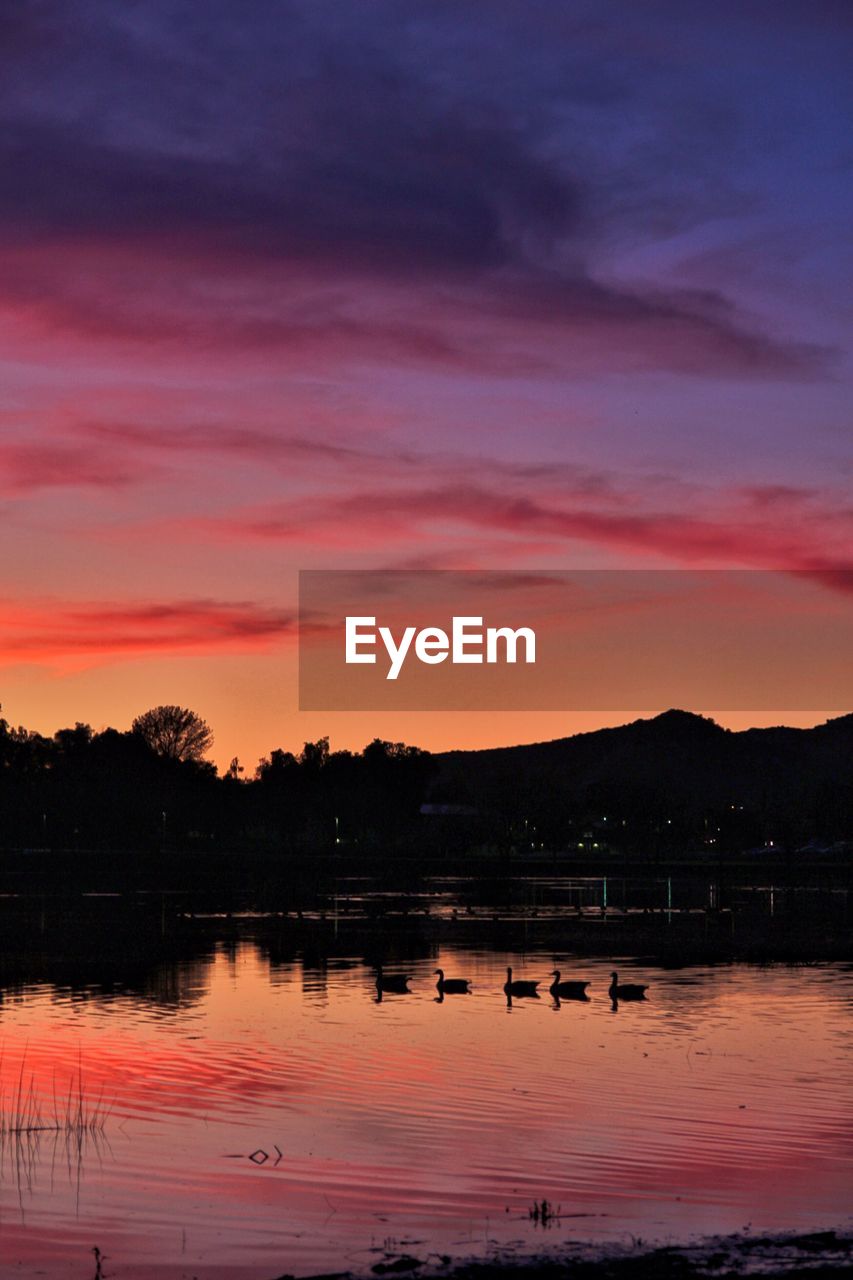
2;705;852;857
0;707;435;852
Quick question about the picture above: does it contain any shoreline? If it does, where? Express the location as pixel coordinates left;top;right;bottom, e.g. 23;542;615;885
273;1230;853;1280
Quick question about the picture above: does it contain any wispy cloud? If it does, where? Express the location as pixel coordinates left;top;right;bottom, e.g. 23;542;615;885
0;598;298;667
0;439;145;495
184;477;853;580
0;3;835;378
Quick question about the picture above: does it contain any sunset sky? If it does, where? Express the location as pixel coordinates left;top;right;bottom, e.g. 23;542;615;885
1;0;851;769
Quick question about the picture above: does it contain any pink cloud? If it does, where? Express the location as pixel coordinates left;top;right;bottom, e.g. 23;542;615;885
0;440;145;495
0;236;828;380
173;477;853;581
0;598;298;668
33;411;846;587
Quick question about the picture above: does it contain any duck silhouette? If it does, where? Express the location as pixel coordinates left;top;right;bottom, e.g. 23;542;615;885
375;964;411;994
503;966;539;997
549;970;590;1000
608;970;648;1001
434;968;470;994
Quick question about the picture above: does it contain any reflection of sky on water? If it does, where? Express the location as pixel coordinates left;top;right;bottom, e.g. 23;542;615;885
0;942;851;1278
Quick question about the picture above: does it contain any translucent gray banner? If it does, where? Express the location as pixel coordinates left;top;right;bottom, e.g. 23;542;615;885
298;569;853;711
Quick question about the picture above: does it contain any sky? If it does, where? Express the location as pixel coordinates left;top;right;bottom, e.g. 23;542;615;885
1;0;851;770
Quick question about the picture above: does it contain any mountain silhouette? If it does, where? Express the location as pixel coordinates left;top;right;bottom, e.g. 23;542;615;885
430;711;853;849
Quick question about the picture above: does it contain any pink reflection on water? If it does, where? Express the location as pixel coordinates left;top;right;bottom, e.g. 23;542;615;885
0;947;851;1277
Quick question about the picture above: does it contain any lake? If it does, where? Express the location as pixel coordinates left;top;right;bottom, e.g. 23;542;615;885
0;919;851;1278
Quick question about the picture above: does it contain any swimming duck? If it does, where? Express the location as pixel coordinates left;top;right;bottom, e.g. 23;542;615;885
504;966;539;997
375;964;411;994
608;970;648;1000
434;969;470;994
549;970;590;999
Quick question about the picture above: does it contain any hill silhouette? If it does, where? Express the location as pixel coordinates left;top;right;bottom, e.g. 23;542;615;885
430;710;853;853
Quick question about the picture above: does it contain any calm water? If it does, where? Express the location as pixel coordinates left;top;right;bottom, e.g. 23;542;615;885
0;938;851;1278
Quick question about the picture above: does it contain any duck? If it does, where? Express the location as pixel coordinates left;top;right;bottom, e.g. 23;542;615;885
608;970;648;1000
375;964;411;994
434;968;470;994
549;970;590;1000
503;967;539;997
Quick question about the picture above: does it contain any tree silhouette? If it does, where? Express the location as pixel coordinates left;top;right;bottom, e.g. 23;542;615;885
131;705;213;762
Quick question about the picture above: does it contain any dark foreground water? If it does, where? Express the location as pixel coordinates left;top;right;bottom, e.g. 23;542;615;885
0;927;851;1278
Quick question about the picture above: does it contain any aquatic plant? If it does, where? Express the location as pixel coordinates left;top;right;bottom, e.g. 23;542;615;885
529;1198;560;1226
0;1048;110;1137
